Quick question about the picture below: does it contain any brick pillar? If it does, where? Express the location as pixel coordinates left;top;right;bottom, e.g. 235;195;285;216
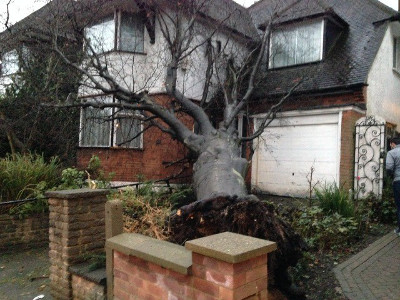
46;189;109;300
186;232;277;300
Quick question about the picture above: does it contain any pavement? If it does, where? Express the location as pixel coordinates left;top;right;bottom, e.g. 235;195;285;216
335;231;400;300
0;247;52;300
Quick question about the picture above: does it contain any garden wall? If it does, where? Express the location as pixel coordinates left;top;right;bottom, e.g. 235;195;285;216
46;189;278;300
107;232;277;300
0;201;49;251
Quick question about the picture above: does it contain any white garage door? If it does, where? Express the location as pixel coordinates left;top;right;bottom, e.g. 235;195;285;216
251;112;341;197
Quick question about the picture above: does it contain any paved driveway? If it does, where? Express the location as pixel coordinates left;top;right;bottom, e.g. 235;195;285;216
0;247;52;300
335;232;400;300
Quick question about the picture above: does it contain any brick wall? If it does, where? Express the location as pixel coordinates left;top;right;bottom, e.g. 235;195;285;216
71;274;106;300
340;110;365;190
107;232;277;300
251;89;366;114
0;212;48;251
46;189;108;300
77;94;192;183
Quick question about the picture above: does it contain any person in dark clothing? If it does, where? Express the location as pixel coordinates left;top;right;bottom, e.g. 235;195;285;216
386;137;400;236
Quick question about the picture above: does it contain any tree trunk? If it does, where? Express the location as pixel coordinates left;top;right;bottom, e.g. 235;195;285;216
192;135;248;201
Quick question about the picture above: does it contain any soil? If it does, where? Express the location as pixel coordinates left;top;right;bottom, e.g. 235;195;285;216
169;195;308;298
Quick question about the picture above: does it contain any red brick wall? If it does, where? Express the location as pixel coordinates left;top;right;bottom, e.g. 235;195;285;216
77;94;192;182
112;251;269;300
251;89;366;114
340;110;365;190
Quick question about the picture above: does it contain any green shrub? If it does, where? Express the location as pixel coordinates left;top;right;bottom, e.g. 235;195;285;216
315;183;355;218
56;168;86;190
168;185;196;210
0;153;61;201
9;197;49;219
86;155;114;188
292;206;359;250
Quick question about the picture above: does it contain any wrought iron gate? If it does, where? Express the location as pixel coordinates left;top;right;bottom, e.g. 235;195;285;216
354;116;386;199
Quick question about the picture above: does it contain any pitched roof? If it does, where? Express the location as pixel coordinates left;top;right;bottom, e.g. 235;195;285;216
248;0;398;97
0;0;258;47
198;0;259;40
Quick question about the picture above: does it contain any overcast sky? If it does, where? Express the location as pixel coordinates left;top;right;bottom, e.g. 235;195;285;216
0;0;398;29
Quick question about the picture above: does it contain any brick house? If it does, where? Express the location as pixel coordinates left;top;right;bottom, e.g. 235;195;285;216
1;0;400;197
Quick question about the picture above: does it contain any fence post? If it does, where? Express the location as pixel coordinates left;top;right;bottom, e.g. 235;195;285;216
105;199;123;300
46;188;109;300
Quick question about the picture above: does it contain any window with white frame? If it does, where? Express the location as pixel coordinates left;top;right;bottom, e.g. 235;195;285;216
393;37;400;72
85;11;144;54
1;49;20;76
80;96;143;148
269;19;324;68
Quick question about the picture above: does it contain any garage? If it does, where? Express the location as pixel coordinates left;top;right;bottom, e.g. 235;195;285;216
251;111;341;197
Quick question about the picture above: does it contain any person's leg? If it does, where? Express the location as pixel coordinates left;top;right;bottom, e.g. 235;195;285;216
392;181;400;233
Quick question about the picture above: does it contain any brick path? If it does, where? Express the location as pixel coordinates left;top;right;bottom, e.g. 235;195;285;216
334;232;400;300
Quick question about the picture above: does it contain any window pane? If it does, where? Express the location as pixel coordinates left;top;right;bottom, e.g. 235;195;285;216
296;22;322;64
270;20;323;68
271;30;296;68
2;49;19;75
85;16;115;54
115;113;141;148
120;13;144;52
80;97;112;147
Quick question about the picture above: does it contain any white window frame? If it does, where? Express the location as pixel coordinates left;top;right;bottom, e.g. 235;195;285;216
79;96;143;149
85;11;144;55
269;19;325;69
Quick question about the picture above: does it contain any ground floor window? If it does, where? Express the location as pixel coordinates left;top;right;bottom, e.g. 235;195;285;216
79;95;143;148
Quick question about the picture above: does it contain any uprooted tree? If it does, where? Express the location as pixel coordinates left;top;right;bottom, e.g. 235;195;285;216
1;0;308;295
47;0;302;202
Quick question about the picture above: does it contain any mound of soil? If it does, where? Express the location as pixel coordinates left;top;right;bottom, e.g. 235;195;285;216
168;195;308;296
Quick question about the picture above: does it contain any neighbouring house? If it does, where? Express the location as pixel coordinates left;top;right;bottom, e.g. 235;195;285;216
248;0;400;197
1;0;400;198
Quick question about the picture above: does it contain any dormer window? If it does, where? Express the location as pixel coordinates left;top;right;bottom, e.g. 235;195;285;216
269;19;324;69
85;11;144;54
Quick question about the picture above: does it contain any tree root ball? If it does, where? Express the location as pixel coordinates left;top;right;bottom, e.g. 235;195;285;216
168;195;308;294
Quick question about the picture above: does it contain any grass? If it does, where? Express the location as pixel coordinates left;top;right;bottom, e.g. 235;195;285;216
0;153;60;202
314;183;355;218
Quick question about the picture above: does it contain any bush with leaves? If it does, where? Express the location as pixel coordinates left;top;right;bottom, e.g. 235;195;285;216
86;155;114;188
358;177;397;224
292;206;359;250
56;168;86;190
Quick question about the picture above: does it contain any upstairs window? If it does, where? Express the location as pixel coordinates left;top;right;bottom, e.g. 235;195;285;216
269;20;324;69
1;49;20;76
85;16;115;54
85;11;144;54
393;37;400;72
80;95;143;148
